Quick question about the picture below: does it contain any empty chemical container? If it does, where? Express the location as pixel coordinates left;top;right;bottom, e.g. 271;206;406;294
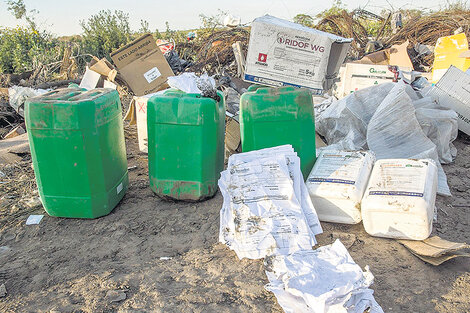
147;91;225;201
25;88;129;218
240;86;316;178
306;150;375;224
361;159;438;240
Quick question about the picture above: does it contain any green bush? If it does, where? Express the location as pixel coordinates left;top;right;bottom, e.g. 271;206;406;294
79;10;133;61
0;26;59;74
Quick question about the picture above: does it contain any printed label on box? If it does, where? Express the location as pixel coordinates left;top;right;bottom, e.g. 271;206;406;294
143;67;161;83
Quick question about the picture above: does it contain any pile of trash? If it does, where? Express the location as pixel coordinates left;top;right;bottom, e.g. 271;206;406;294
219;145;383;312
316;82;458;196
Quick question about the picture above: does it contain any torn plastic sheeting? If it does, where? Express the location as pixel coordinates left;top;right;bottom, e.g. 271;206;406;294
219;145;321;260
264;239;384;313
8;86;48;117
316;82;457;196
224;14;241;27
316;83;395;150
366;84;451;195
164;50;190;74
413;97;458;164
223;86;240;115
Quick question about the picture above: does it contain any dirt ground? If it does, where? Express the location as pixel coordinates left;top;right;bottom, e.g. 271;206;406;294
0;125;469;313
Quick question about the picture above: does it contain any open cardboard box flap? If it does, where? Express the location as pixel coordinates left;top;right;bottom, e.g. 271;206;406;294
111;34;174;96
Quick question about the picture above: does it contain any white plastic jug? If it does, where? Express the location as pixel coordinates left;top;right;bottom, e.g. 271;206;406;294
361;159;438;240
306;150;375;224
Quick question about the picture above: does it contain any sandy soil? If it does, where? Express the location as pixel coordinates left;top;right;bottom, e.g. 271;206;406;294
0;125;469;313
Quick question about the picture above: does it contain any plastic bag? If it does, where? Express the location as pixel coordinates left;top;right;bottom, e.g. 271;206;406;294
316;83;395;150
8;86;48;117
167;72;218;100
413;96;458;164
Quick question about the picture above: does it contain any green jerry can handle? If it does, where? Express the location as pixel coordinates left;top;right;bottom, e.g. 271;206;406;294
162;88;225;113
68;83;86;91
247;84;269;92
247;84;297;94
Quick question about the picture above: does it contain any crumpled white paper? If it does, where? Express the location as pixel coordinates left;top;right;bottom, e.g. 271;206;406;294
219;145;322;259
264;239;384;313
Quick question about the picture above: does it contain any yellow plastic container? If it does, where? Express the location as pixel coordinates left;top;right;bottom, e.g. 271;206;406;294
432;33;470;83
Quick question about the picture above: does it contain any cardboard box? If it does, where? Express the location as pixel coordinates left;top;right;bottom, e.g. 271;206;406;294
335;63;407;98
134;96;150;153
79;57;118;90
244;15;351;95
111;34;174;96
134;89;169;153
354;40;413;69
427;65;470;136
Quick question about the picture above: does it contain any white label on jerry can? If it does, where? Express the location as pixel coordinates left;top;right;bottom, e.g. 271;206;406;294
117;182;123;194
143;67;161;83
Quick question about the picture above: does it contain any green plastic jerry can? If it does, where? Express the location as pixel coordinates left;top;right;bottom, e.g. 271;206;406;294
25;88;129;218
240;86;316;178
147;90;225;201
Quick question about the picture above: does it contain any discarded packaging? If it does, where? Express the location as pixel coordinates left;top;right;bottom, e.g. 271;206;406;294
431;33;470;83
224;14;241;27
111;33;174;96
362;159;438;240
244;15;351;94
3;125;25;139
413;96;458;164
8;86;48;117
167;72;217;98
79;67;101;90
0;284;6;298
335;63;405;99
25;214;44;225
89;57;118;81
79;57;118;90
265;239;383;313
0;133;29;164
398;236;470;266
223;86;240;115
219;145;322;259
134;95;151;153
164;50;190;74
316;82;456;196
156;39;174;54
306;150;375;224
427;65;470;136
225;113;241;153
133;89;168;153
355;40;413;69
